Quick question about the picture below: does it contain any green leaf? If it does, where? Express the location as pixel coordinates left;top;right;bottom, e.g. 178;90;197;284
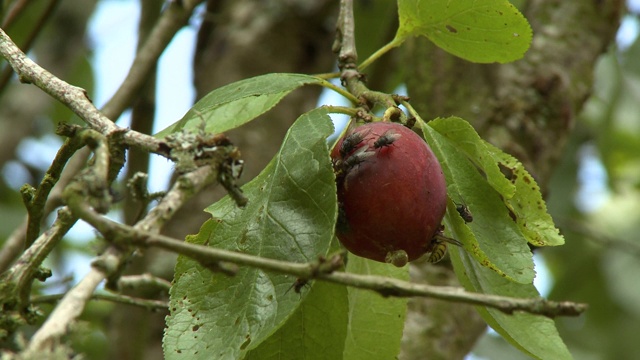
342;256;408;360
448;234;572;360
483;143;565;246
244;280;349;360
422;115;570;358
164;108;336;360
429;117;515;198
154;73;322;138
245;244;409;360
395;0;532;63
428;117;563;248
421;118;535;284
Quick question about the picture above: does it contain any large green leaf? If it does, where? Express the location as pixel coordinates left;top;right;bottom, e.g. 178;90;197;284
448;225;572;360
395;0;532;63
244;280;349;360
245;245;408;360
163;108;336;359
342;256;408;360
428;117;564;247
421;118;535;283
154;73;322;138
422;116;570;358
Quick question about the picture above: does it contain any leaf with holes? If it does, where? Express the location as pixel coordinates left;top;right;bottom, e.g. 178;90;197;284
448;232;571;360
484;143;565;246
421;118;535;284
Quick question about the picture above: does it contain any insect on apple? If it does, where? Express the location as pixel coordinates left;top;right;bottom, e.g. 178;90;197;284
339;130;368;158
373;129;401;149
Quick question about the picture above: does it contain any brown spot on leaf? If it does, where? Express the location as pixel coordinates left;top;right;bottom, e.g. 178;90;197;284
498;162;515;180
446;25;458;33
240;334;251;350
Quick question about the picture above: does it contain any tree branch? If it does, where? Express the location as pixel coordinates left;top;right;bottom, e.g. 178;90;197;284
100;0;205;120
25;163;222;352
0;27;171;158
31;292;168;312
1;208;77;307
333;0;402;116
22;132;84;247
0;1;206;271
0;0;60;95
117;274;172;293
75;203;587;318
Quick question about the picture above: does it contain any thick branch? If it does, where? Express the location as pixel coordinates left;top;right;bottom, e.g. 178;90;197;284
334;0;399;114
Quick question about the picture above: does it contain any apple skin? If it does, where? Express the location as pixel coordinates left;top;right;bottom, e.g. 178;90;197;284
332;122;447;265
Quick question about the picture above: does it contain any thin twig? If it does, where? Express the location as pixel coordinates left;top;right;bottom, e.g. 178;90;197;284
118;274;172;292
23;133;84;247
31;292;168;312
27;260;111;351
100;0;204;120
4;208;78;307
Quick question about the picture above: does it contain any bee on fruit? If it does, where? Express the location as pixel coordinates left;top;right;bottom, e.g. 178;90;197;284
373;130;401;149
426;241;449;263
425;226;463;263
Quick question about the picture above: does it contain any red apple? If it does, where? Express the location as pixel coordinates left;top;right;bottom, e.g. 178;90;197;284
332;122;447;266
